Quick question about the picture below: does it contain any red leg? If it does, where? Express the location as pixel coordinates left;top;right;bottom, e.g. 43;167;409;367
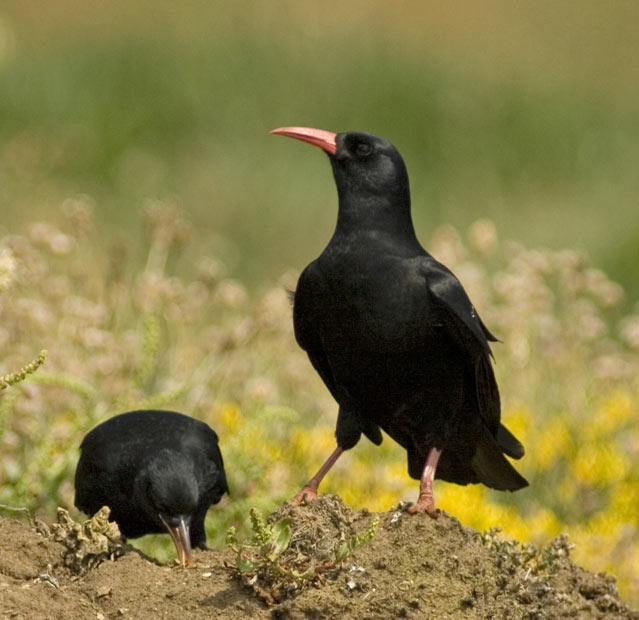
291;446;344;505
407;447;442;518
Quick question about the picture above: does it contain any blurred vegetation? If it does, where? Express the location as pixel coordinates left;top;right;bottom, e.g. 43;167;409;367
0;207;637;603
0;0;638;607
1;1;638;298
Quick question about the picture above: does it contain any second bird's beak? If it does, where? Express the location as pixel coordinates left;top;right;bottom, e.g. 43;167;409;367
270;126;337;155
160;514;193;567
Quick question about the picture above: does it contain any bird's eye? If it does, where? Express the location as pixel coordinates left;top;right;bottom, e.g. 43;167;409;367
355;143;372;157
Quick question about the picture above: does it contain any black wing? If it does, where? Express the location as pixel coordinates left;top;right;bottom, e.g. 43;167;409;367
293;261;343;402
423;257;495;355
293;261;383;447
421;256;524;460
74;445;134;519
420;256;500;428
203;430;230;499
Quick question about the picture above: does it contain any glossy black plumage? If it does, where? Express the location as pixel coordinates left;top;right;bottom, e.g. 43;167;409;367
75;410;228;564
271;127;527;513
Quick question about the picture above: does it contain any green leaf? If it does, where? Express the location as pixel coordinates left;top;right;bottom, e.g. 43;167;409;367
269;517;293;558
237;555;260;573
334;516;379;563
335;543;350;563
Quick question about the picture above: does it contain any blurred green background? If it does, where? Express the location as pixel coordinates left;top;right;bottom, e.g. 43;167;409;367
1;0;638;301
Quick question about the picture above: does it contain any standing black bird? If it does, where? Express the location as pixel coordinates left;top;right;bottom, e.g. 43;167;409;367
271;126;527;516
75;409;228;565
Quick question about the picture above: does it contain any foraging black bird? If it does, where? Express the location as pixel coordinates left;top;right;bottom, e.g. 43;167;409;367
271;126;527;516
75;409;228;565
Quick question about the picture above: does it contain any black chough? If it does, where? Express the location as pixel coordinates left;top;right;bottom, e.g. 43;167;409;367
75;409;228;564
271;126;527;516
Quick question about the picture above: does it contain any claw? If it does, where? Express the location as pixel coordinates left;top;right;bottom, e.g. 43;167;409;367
290;486;318;505
406;497;440;519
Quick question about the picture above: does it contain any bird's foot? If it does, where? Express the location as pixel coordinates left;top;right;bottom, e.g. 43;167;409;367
406;447;442;518
406;494;439;519
290;486;318;506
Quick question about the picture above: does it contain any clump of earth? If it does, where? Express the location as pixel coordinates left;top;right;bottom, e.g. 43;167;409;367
1;495;636;620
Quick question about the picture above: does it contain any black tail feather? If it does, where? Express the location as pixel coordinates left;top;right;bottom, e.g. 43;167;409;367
472;424;528;491
363;422;383;446
497;424;525;459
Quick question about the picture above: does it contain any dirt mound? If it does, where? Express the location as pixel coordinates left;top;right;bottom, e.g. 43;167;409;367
1;496;637;620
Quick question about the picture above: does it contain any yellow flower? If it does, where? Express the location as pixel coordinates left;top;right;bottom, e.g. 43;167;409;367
437;485;486;527
587;513;623;538
502;407;533;445
608;481;639;524
312;426;337;455
572;443;628;485
529;508;561;538
535;418;573;471
584;391;633;441
288;428;311;459
217;402;244;433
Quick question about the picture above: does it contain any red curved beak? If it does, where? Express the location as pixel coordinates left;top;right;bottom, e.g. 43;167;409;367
270;126;337;155
160;515;193;567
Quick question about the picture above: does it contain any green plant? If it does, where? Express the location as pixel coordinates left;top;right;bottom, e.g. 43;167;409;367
481;527;574;577
0;350;47;390
334;516;380;563
227;508;379;603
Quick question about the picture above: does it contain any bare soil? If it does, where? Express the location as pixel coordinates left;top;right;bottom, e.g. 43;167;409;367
1;495;637;620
